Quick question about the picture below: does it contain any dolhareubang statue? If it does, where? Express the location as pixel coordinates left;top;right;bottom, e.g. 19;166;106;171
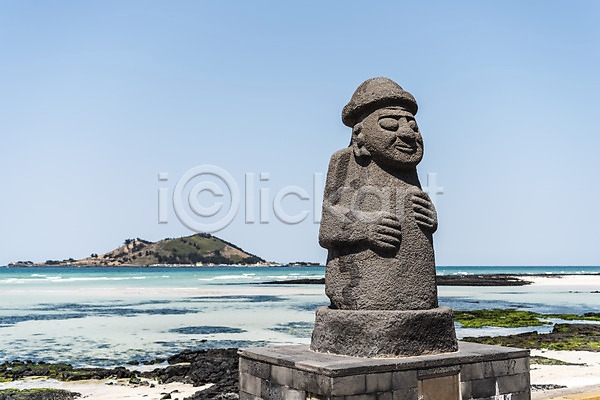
310;77;458;357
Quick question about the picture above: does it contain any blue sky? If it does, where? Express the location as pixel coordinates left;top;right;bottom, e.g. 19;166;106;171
1;1;599;266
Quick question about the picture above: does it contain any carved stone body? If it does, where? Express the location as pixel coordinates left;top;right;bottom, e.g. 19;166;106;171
319;147;438;310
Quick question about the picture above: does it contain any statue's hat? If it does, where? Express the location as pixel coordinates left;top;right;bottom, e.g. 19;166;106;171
342;77;418;127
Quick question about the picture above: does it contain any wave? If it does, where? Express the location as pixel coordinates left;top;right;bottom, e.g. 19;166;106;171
53;276;147;282
265;275;325;280
198;275;257;281
196;273;323;282
0;276;148;284
439;266;600;275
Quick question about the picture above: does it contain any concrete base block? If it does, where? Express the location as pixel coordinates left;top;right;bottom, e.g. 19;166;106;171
310;306;458;357
239;342;530;400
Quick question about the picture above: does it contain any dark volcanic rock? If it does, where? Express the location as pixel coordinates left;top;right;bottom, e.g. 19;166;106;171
1;349;239;400
262;278;325;285
143;348;239;399
464;323;600;351
0;389;80;400
262;274;531;286
0;360;136;382
435;274;531;286
531;384;567;391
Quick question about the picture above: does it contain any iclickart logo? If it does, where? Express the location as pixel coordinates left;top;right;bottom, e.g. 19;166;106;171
157;165;443;233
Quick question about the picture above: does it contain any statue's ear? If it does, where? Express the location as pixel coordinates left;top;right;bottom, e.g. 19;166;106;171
352;123;371;159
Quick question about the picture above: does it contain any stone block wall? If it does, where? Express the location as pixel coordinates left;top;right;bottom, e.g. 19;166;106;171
239;343;530;400
459;357;530;400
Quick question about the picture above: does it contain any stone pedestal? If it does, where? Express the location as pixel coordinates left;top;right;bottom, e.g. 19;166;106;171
238;342;530;400
310;306;458;357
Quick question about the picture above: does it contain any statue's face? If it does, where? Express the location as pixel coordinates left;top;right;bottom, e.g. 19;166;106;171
359;106;423;169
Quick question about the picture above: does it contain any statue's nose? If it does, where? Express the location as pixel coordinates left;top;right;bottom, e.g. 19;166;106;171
397;128;417;140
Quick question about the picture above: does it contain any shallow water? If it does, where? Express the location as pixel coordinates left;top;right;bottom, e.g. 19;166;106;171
1;266;599;367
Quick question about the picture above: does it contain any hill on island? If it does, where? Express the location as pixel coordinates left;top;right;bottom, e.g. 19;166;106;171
39;233;265;267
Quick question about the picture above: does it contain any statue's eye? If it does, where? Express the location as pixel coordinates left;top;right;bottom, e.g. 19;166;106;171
378;117;399;131
408;119;418;131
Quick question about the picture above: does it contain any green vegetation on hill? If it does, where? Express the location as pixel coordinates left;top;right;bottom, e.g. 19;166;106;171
159;234;230;264
14;233;265;267
134;233;264;265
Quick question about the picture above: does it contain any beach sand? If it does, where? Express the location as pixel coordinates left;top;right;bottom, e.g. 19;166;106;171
531;349;600;388
0;377;204;400
527;275;600;390
506;276;600;390
527;274;600;287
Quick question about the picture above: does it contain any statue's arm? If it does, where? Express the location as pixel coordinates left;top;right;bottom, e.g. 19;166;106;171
318;150;402;252
318;150;365;249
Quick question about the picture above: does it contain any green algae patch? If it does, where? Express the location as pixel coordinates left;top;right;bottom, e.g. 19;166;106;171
0;388;80;400
0;361;135;382
454;309;549;328
545;312;600;322
463;323;600;351
269;321;314;338
530;356;584;365
454;308;600;328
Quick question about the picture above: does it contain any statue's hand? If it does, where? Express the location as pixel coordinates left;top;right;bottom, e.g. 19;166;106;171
365;212;402;252
412;191;438;232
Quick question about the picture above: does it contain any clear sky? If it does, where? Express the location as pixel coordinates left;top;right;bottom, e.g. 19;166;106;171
1;1;599;266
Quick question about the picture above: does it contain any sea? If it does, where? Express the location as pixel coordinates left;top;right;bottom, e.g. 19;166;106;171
1;265;600;368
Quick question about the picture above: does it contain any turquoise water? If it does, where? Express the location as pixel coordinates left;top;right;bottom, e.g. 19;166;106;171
437;265;600;275
0;266;326;289
1;266;600;367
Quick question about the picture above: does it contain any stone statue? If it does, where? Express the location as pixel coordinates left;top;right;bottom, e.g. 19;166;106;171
240;79;530;400
320;77;438;311
311;77;458;357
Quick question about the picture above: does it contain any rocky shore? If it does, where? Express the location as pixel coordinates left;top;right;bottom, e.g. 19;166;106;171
144;348;238;399
0;361;137;382
464;323;600;351
263;274;533;286
0;389;80;400
0;349;239;400
3;322;600;399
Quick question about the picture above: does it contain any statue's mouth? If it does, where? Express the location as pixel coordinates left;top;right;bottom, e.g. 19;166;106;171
395;143;417;153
